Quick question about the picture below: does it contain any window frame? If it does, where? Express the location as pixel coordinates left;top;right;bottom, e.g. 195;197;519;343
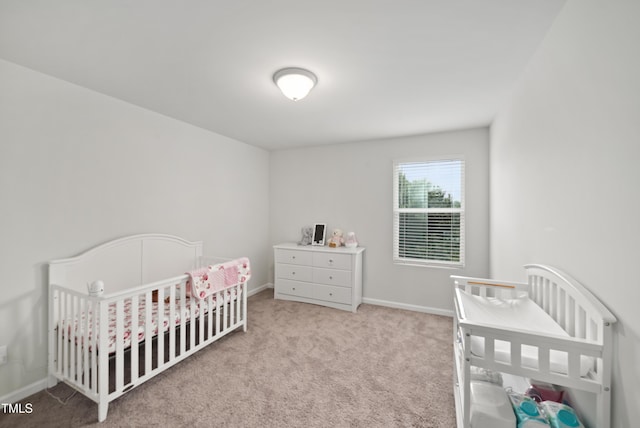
392;157;465;268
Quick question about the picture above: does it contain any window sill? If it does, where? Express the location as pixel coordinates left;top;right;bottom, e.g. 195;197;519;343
393;259;464;270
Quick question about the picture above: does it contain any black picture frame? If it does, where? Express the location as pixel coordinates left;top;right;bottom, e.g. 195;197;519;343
312;223;326;246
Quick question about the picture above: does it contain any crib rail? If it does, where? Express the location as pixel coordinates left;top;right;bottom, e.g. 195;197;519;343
451;275;529;299
48;275;247;421
458;319;603;391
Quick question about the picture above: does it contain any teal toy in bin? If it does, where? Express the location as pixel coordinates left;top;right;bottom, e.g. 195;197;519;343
508;391;550;427
540;401;584;428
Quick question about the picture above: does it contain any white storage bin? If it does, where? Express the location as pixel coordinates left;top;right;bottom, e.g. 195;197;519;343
470;381;516;428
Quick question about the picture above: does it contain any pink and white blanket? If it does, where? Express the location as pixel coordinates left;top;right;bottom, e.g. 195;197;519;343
187;257;251;300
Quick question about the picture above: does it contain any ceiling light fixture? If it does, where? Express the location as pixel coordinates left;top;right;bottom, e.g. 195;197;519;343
273;67;317;101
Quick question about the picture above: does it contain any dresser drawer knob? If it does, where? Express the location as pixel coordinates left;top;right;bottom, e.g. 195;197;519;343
329;259;334;264
329;276;333;280
329;293;333;296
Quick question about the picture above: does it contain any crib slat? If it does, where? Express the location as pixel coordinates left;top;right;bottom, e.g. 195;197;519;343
69;295;76;381
130;294;139;384
567;296;576;336
115;299;125;391
207;294;214;339
215;291;221;336
223;291;228;331
63;293;70;379
57;290;63;377
75;297;81;383
242;284;247;331
180;284;186;356
81;298;89;388
169;284;176;360
145;291;153;375
98;300;109;411
229;286;232;325
236;285;242;324
551;281;558;321
189;291;196;350
543;278;550;315
157;288;165;367
199;298;205;344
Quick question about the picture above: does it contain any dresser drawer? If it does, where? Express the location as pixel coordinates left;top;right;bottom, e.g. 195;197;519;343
275;249;313;266
312;252;351;270
277;279;313;299
277;264;312;282
312;284;352;305
312;267;351;287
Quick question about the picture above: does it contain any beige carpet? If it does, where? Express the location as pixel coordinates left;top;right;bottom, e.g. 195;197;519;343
1;289;455;427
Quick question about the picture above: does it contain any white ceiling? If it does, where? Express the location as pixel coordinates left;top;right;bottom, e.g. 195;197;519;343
0;1;565;150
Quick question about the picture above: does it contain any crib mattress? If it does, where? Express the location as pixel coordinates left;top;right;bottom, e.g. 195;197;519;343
61;286;242;354
456;290;592;376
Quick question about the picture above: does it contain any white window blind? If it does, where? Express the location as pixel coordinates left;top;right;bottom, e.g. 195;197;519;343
393;159;465;267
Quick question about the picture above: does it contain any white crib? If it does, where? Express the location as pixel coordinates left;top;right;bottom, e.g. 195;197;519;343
47;234;249;422
451;264;616;428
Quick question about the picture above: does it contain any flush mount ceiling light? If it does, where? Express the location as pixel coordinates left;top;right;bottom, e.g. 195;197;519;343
273;67;317;101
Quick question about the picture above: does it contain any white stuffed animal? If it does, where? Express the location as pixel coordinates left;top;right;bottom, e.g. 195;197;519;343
327;229;344;248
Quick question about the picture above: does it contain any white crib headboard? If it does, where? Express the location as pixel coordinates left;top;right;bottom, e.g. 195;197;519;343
49;234;203;293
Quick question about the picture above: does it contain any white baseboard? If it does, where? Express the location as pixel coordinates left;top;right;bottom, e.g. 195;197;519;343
362;297;454;317
248;282;273;297
0;378;47;404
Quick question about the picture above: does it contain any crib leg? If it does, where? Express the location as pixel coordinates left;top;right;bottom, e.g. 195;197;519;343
98;401;109;422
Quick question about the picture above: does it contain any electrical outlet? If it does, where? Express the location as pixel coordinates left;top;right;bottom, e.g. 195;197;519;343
0;345;7;365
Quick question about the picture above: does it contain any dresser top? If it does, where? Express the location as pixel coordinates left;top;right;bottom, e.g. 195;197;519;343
274;242;365;254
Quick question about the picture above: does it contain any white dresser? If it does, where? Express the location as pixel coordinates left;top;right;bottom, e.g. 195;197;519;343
273;243;365;313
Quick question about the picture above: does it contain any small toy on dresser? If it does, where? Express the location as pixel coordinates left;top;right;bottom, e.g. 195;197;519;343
327;229;344;248
344;231;358;248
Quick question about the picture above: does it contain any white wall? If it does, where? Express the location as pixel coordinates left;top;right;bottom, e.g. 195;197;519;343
270;128;489;313
0;59;270;398
490;1;640;426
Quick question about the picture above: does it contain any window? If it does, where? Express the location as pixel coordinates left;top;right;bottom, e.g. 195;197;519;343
393;158;465;267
